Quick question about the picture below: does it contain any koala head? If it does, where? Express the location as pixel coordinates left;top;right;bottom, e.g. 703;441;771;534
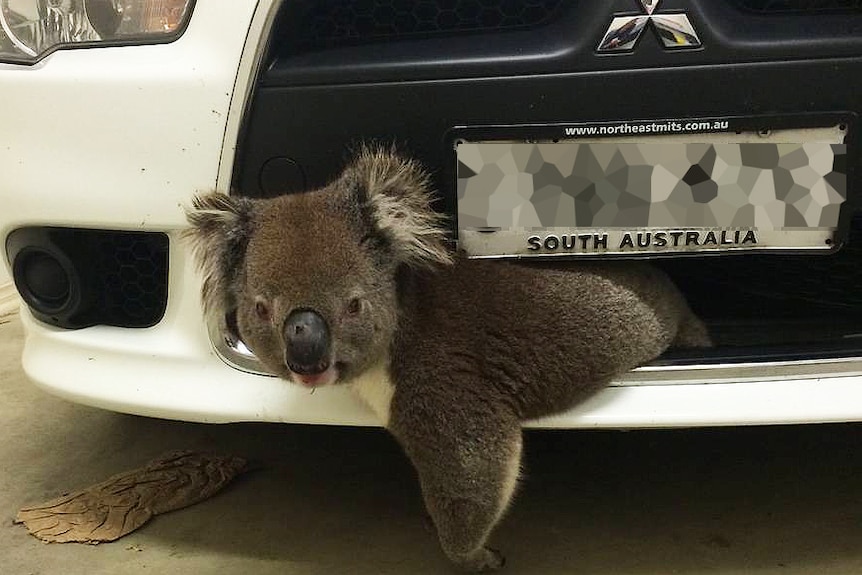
186;148;452;388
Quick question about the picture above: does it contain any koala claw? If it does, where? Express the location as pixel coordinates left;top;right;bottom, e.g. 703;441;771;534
485;547;506;571
452;547;505;573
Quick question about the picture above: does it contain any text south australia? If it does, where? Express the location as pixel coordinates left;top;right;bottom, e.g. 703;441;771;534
527;229;758;252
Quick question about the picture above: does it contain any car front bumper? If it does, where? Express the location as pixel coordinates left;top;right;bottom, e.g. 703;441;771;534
4;0;862;428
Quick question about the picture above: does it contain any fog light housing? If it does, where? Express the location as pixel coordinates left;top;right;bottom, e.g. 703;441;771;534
6;227;168;329
14;249;73;313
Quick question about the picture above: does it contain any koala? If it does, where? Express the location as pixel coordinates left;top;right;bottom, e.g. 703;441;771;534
186;148;711;572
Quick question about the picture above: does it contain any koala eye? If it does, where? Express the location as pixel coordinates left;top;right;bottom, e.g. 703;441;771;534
255;300;271;321
346;297;363;315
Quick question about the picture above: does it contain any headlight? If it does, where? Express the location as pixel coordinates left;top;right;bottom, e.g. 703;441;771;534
0;0;195;64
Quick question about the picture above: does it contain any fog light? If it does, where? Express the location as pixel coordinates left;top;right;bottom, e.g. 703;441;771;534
13;248;74;314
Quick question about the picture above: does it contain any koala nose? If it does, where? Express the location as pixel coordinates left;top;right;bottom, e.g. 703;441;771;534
284;309;331;375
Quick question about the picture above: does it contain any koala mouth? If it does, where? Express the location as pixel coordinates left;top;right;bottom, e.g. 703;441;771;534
289;363;339;388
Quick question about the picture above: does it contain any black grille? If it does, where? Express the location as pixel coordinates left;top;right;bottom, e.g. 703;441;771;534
6;227;168;329
730;0;862;13
275;0;566;52
95;232;169;328
663;214;862;319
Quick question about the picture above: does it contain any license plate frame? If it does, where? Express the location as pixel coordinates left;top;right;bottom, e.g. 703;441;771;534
452;115;854;259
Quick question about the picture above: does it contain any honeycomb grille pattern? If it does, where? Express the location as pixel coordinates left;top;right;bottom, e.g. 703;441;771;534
94;232;168;327
276;0;566;51
731;0;862;13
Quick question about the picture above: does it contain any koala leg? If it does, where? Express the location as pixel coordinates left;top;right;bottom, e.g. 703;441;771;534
391;395;522;572
674;308;713;348
418;430;521;572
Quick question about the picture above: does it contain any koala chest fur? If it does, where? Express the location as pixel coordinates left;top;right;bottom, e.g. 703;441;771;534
347;355;395;425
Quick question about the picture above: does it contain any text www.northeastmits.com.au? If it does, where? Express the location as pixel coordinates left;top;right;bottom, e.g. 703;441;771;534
564;119;730;137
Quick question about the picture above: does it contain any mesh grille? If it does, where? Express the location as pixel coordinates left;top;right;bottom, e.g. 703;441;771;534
664;215;862;319
94;232;169;327
730;0;862;13
275;0;566;51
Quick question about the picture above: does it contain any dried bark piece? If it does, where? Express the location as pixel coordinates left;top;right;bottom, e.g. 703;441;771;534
15;450;247;544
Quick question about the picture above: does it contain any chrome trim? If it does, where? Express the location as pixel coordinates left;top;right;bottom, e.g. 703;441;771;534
640;0;659;15
597;0;702;53
597;15;649;52
460;229;839;259
215;0;285;194
208;314;273;375
621;356;862;386
207;315;862;386
651;14;702;49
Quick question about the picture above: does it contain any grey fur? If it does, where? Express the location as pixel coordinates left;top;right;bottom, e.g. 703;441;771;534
186;149;711;572
342;145;453;268
183;194;257;317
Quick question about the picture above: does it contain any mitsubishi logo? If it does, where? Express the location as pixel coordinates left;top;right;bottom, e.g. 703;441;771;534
597;0;702;52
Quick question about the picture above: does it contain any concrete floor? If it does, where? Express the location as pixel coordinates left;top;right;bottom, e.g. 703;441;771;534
1;309;862;575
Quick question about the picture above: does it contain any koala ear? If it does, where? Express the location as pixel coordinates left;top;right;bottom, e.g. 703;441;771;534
345;147;453;268
184;193;257;316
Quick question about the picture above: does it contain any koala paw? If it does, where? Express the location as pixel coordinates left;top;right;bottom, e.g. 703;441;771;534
453;547;506;572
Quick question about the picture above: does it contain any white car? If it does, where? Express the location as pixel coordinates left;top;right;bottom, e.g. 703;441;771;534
2;0;860;427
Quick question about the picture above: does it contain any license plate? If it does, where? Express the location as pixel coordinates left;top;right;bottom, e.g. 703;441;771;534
455;124;848;258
